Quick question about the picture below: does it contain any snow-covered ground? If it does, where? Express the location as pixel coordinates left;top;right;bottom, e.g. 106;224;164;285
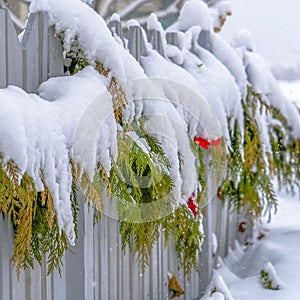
203;187;300;300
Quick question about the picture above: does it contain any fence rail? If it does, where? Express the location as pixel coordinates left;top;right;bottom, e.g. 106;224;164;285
0;9;252;300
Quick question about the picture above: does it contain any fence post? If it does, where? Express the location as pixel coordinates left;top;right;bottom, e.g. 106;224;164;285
0;9;6;88
166;32;179;48
21;12;40;93
4;8;23;88
147;30;165;57
108;20;125;46
128;25;148;63
48;26;64;78
198;30;212;52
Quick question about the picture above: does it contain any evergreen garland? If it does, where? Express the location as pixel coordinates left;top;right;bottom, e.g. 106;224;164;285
1;30;299;281
221;86;300;220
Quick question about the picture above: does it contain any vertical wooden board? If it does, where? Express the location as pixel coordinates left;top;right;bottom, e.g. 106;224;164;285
48;26;64;78
228;208;238;249
160;236;169;300
11;268;26;300
198;200;213;295
121;245;131;300
128;26;148;63
41;255;52;300
166;32;179;47
25;262;42;300
147;30;165;57
6;10;22;88
158;239;163;299
51;261;66;300
84;205;95;300
65;194;84;300
129;249;140;300
218;199;228;258
108;218;118;300
0;217;11;300
116;230;123;300
176;267;185;300
93;223;99;300
99;216;109;300
183;275;191;300
167;241;179;299
221;199;230;257
142;260;150;300
0;9;7;88
21;13;40;93
151;241;160;300
197;30;212;52
8;223;26;300
108;20;125;46
38;12;49;83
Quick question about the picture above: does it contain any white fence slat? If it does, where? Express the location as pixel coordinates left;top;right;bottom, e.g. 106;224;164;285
84;205;95;300
148;30;165;57
150;243;158;300
198;201;214;295
52;258;67;300
41;255;52;300
228;207;238;249
99;216;109;300
160;236;169;300
0;217;11;300
26;262;42;300
21;12;40;93
166;32;179;48
142;261;150;300
128;26;148;62
149;242;159;300
198;30;212;52
0;9;7;88
6;9;22;88
108;20;125;46
93;223;99;300
38;12;49;83
121;245;131;300
48;26;64;78
65;195;84;300
9;222;26;300
117;231;123;300
129;249;141;299
108;218;118;300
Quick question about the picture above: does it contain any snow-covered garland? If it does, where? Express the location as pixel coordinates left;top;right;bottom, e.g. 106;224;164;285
0;0;299;278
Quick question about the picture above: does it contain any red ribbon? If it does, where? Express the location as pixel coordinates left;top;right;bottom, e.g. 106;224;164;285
187;193;198;219
194;137;222;150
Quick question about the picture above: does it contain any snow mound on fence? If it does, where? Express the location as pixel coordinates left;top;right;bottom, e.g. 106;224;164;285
0;67;116;245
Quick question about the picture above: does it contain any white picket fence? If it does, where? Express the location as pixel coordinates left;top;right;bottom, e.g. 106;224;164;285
0;8;253;300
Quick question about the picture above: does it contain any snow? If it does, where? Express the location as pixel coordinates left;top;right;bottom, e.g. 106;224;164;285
221;0;300;80
207;189;300;300
240;48;300;138
178;0;212;31
186;27;243;139
209;32;247;98
147;13;167;55
279;80;300;109
109;13;121;22
0;67;116;245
